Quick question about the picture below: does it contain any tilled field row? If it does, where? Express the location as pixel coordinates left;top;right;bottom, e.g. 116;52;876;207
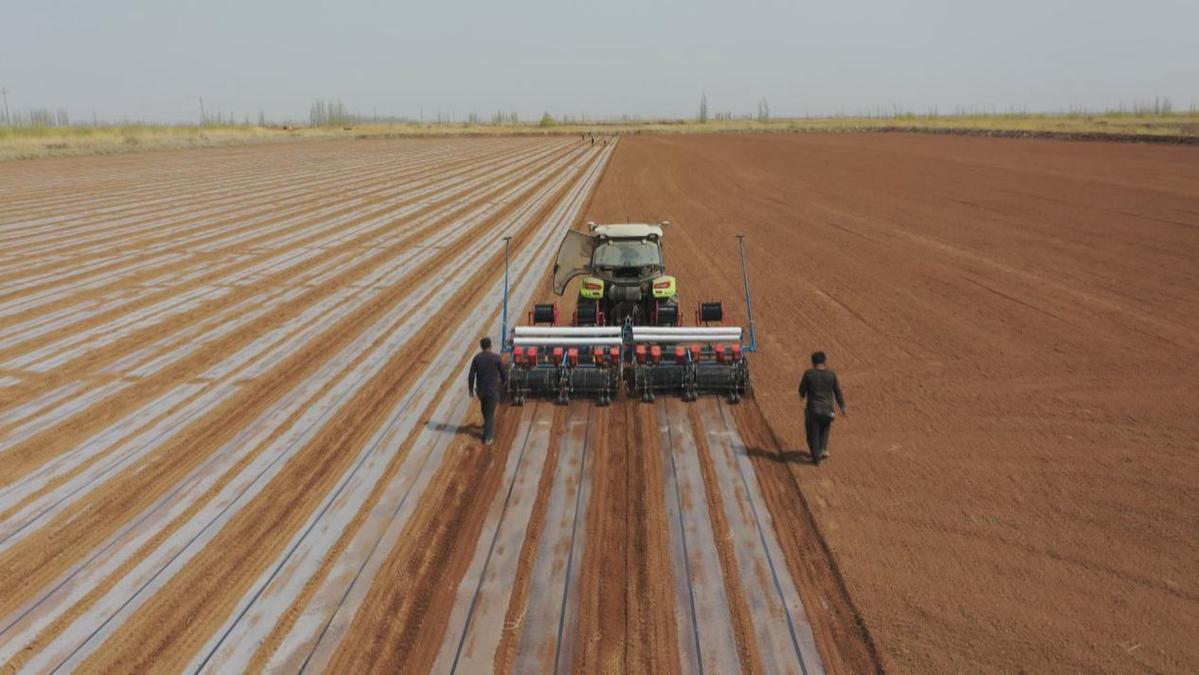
420;397;823;674
0;140;526;267
1;135;844;674
0;139;575;477
0;138;517;228
0;140;550;315
0;138;618;671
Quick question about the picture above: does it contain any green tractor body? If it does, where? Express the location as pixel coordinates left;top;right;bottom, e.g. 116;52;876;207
552;222;680;326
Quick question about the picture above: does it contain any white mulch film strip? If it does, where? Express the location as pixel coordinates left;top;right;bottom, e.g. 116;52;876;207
0;139;608;671
2;138;824;675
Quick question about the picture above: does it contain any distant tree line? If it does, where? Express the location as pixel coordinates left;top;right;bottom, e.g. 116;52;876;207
1;92;1192;130
307;98;526;127
309;99;355;127
4;108;71;128
691;93;1189;122
696;93;770;122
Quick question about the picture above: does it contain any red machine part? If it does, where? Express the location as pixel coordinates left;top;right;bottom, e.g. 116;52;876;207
635;344;647;364
731;344;742;361
513;346;526;367
674;346;686;365
609;346;620;364
714;343;726;363
592;347;606;366
568;347;579;367
689;344;702;363
552;347;564;365
527;346;539;367
650;345;663;364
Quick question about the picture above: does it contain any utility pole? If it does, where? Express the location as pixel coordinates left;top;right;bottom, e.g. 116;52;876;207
199;97;207;125
1;88;9;125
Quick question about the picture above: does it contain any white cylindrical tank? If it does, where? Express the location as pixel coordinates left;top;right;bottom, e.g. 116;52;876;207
512;336;624;346
513;326;622;336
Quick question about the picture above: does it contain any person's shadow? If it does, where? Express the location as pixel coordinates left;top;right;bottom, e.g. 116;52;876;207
426;421;480;436
745;447;818;465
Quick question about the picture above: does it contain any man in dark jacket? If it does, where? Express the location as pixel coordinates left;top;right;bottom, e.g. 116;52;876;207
468;337;507;445
798;351;847;464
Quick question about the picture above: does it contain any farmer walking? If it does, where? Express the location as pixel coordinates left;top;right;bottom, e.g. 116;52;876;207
799;351;847;464
468;337;507;445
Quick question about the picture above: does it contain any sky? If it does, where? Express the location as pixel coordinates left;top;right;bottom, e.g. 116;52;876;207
1;0;1196;123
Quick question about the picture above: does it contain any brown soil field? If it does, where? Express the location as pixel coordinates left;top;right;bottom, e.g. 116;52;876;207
0;135;843;674
583;133;1199;673
0;136;630;672
1;132;1194;674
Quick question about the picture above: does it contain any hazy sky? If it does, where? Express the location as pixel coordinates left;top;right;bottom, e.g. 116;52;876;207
2;0;1196;122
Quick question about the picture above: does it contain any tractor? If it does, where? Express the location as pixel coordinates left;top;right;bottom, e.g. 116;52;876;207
551;222;681;327
502;222;758;405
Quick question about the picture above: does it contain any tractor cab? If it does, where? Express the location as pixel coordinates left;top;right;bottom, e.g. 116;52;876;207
552;222;679;326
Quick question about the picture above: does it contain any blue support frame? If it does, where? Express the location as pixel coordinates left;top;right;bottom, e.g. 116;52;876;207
737;234;759;353
501;235;512;353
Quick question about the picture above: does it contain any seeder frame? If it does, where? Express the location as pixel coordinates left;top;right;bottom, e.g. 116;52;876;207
499;233;759;405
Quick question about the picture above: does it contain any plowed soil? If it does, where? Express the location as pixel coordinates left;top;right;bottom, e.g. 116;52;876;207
582;133;1199;673
2;132;1195;674
1;135;839;675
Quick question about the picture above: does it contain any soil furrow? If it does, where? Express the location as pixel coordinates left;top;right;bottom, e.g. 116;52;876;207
309;149;613;674
0;139;506;231
238;144;615;673
0;140;523;283
0;142;584;492
23;143;605;672
685;400;765;673
0;142;590;637
0;140;562;331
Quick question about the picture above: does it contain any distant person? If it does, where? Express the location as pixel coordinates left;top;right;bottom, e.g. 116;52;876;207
468;337;507;445
798;351;847;464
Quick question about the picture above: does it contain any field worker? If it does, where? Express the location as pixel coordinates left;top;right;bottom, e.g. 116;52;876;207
468;337;507;445
798;351;847;464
